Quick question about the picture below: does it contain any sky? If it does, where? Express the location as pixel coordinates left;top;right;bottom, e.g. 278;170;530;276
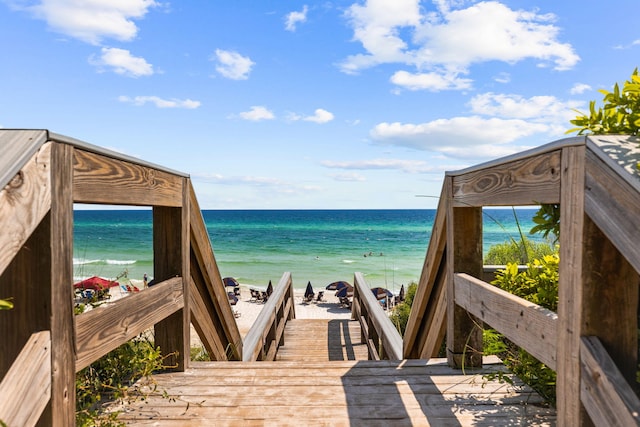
1;0;639;209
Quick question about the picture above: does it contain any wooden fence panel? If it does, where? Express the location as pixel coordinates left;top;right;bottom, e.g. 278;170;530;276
73;149;183;207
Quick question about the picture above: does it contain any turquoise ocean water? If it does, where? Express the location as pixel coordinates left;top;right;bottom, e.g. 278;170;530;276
73;209;546;292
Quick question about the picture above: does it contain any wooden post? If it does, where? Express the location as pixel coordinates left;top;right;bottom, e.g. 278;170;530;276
446;177;483;368
153;178;189;371
557;145;588;426
50;142;76;425
582;216;639;390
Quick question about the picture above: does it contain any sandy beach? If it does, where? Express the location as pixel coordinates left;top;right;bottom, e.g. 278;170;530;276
228;285;354;338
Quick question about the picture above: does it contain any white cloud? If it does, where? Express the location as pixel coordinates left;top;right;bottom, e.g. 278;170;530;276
288;108;335;124
390;70;472;91
118;96;201;109
329;172;367;182
18;0;158;45
468;93;579;121
238;106;275;121
285;5;308;32
570;83;592;95
304;108;334;123
214;49;254;80
90;47;153;77
341;1;579;89
370;117;547;159
322;158;447;174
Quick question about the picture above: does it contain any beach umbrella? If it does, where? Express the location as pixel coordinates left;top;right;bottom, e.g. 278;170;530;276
327;281;350;291
74;276;119;291
398;284;405;302
370;287;393;299
266;280;273;296
335;284;354;298
223;277;239;288
304;281;315;299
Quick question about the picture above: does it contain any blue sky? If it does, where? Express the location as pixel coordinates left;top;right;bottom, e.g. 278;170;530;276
1;1;638;209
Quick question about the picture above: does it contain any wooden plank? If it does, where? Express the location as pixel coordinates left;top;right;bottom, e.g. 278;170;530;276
418;268;447;359
404;184;447;358
585;149;640;273
243;272;292;361
450;150;561;207
0;141;51;277
446;183;483;369
581;215;638;384
49;142;75;425
0;129;48;190
556;145;587;425
0;331;51;427
75;277;184;371
73;149;183;206
354;272;402;360
153;205;188;370
188;182;242;359
188;277;228;360
454;273;557;369
580;336;640;427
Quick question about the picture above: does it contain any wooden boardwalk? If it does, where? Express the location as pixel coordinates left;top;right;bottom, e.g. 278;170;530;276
115;357;556;426
277;318;369;362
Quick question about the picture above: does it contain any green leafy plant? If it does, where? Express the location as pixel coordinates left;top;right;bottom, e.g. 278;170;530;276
484;236;554;265
76;337;176;426
568;68;640;136
485;254;559;404
0;298;13;310
529;204;560;243
389;282;417;336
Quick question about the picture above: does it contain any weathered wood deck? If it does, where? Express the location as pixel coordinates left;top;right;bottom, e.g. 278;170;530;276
276;318;369;362
115;357;555;426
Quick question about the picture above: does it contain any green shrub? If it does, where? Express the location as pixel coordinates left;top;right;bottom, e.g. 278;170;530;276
484;237;554;265
485;254;559;404
76;337;175;426
389;282;417;336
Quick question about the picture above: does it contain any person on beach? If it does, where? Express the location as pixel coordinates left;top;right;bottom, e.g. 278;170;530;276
143;273;148;287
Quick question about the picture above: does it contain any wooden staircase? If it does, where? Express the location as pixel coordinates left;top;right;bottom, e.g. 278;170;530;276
114;357;556;425
276;318;369;362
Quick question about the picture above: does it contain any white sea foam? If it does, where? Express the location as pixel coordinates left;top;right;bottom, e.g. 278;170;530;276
106;259;137;265
73;258;101;265
342;259;355;264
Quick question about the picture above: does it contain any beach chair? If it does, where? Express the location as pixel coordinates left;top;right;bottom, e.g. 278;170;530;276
261;291;269;303
228;291;238;306
249;289;260;302
316;291;324;302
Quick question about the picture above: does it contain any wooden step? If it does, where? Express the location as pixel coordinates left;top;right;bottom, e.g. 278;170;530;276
114;357;555;426
276;318;369;361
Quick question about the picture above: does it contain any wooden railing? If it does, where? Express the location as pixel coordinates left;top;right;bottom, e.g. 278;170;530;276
243;272;295;361
404;135;640;426
352;272;402;360
0;130;242;425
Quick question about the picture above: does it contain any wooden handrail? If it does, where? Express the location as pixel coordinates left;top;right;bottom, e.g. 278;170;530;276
243;272;295;361
352;272;402;360
75;277;184;371
0;331;51;427
408;134;640;425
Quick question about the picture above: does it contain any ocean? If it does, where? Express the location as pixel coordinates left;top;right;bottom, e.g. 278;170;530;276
73;209;546;292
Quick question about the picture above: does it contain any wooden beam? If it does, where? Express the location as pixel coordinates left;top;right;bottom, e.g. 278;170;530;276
404;184;448;359
454;273;557;370
0;331;51;427
188;182;242;359
153;202;188;371
450;150;561;207
49;142;75;425
446;176;483;369
75;277;184;371
580;336;640;426
73;149;183;207
585;149;640;273
0;142;51;277
557;145;587;425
